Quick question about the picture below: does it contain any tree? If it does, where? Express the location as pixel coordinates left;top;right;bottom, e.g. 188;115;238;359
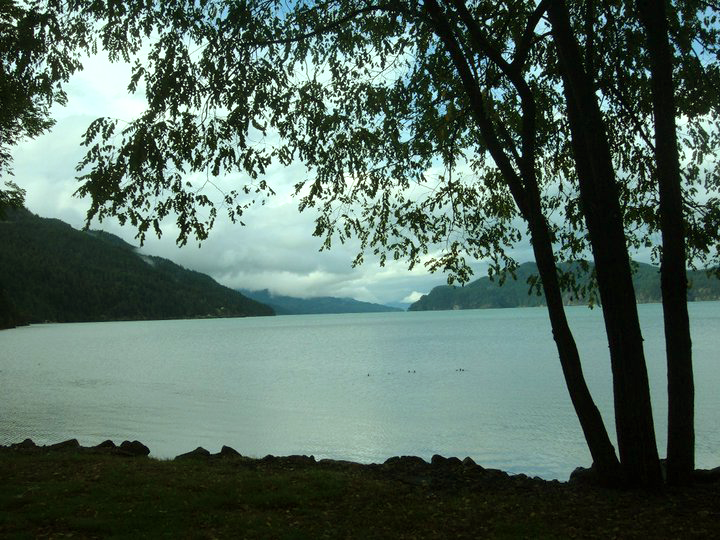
0;180;25;219
578;0;720;485
54;0;720;486
545;0;663;487
0;0;91;211
0;0;93;327
638;0;694;486
421;0;621;484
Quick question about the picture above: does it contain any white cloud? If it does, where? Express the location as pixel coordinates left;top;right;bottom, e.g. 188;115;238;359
401;291;426;304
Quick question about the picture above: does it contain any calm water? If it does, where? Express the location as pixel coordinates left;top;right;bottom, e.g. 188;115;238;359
1;303;718;480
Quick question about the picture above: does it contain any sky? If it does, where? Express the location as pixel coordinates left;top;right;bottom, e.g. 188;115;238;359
10;52;534;306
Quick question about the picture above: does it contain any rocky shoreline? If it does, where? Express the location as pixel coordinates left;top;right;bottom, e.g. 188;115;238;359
5;437;720;490
3;437;564;490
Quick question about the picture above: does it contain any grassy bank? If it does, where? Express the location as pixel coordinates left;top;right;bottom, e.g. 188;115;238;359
1;447;719;539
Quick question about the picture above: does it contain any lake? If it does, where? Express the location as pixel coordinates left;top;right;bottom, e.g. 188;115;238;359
1;302;718;480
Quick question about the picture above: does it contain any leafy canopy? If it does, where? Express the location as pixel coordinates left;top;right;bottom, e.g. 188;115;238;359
0;0;92;212
39;1;719;283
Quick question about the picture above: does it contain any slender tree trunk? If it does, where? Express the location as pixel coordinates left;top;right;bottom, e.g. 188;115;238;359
424;0;622;485
527;213;622;484
547;0;662;487
637;0;695;485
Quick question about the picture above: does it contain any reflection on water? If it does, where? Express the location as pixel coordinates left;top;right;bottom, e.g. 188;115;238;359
1;302;719;480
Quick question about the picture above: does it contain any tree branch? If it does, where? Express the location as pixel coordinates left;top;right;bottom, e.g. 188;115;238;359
512;0;551;72
444;0;538;191
423;0;530;217
584;0;596;80
230;2;404;49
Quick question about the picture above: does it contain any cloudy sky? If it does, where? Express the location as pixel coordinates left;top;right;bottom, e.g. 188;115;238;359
10;52;535;306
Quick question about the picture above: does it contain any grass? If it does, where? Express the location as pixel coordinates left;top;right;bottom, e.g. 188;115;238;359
1;448;719;539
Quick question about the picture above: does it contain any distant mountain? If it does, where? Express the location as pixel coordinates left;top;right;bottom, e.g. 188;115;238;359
239;289;403;315
0;209;274;328
384;301;414;311
409;261;720;311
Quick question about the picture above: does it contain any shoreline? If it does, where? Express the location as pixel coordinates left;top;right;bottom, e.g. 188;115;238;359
2;436;554;483
5;437;720;487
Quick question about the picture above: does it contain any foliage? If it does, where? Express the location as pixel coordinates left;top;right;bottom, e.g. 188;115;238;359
66;1;720;286
0;0;92;210
569;1;720;268
0;208;274;322
0;181;25;219
69;0;543;275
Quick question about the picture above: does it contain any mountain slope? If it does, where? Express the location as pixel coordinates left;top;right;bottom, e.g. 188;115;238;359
239;289;402;315
0;209;274;327
409;261;720;311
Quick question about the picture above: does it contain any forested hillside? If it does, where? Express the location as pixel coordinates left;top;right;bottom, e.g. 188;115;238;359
239;289;402;315
0;209;274;328
409;261;720;311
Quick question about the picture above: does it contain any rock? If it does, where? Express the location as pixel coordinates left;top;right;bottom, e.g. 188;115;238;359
175;447;211;460
569;465;598;486
284;455;316;466
462;456;482;469
431;454;448;466
48;439;80;451
570;464;626;488
383;456;431;483
261;454;316;467
119;440;150;456
694;466;720;484
431;454;463;467
383;456;435;488
95;440;117;449
318;458;365;470
218;445;241;458
384;455;428;468
10;438;37;450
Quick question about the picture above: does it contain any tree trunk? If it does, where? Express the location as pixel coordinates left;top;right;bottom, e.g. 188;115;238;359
527;213;622;484
637;0;695;486
547;0;662;487
424;0;622;485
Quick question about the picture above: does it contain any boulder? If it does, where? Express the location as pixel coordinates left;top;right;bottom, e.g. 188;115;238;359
95;440;117;449
569;465;598;486
284;455;316;466
383;455;430;478
10;438;37;450
431;454;462;467
48;439;80;451
318;458;365;470
384;455;428;468
260;454;315;467
175;447;211;460
694;466;720;484
218;445;242;458
119;440;150;456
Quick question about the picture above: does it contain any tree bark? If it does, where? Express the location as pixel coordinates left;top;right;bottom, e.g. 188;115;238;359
637;0;695;486
527;213;622;484
425;0;622;484
547;0;662;487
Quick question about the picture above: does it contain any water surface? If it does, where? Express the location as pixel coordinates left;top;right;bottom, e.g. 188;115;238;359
1;302;718;480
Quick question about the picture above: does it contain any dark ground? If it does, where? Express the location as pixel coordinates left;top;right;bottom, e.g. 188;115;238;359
1;439;719;539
